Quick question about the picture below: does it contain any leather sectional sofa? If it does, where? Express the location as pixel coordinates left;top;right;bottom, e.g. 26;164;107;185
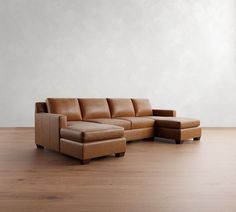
35;98;201;164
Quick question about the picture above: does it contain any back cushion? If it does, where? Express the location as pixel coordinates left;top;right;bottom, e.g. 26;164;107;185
132;98;153;116
107;98;135;118
46;98;82;121
79;98;111;120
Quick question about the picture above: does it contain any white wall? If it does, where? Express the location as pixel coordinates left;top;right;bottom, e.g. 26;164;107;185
0;0;236;127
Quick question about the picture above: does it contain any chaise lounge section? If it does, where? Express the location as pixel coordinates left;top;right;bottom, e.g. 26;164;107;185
35;98;201;164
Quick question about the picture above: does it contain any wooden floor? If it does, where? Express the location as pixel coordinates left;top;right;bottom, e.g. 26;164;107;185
1;128;236;212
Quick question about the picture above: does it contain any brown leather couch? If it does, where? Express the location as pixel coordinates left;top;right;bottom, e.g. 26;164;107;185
35;98;201;164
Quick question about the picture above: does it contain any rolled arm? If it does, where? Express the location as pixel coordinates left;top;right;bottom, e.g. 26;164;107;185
152;109;176;117
35;113;67;151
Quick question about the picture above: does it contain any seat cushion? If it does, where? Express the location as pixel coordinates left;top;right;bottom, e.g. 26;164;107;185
86;118;131;130
107;98;135;118
46;98;82;121
79;98;111;119
61;121;124;143
145;116;200;129
132;99;153;116
117;117;155;129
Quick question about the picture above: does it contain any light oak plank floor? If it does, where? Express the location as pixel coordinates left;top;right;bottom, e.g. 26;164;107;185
1;128;236;212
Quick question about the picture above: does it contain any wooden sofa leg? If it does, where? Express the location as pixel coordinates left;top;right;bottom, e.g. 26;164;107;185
36;144;44;149
175;140;183;144
80;159;90;165
115;152;125;157
194;137;201;141
143;137;154;141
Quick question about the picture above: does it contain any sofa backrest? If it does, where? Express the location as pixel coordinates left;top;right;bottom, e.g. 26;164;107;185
79;98;111;120
46;98;82;121
107;98;135;118
40;98;153;120
132;98;153;116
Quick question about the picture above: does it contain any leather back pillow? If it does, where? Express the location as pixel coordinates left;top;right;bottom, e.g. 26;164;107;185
79;98;111;120
46;98;82;121
107;98;135;118
132;98;153;116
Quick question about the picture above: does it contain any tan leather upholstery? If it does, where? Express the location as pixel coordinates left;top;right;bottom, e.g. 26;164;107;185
79;98;111;120
60;137;126;160
61;121;124;142
118;117;155;129
35;102;47;113
144;116;176;120
86;118;131;130
157;118;200;129
156;127;201;141
35;113;67;151
107;98;135;118
35;97;202;163
153;109;176;117
46;98;82;121
146;116;200;129
132;99;153;116
124;128;154;141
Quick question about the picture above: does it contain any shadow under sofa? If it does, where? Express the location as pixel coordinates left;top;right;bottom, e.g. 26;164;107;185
35;98;201;164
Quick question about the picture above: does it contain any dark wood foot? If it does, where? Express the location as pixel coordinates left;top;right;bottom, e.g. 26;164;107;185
194;137;201;141
80;159;90;165
115;152;125;157
175;140;183;144
143;137;154;141
36;144;44;149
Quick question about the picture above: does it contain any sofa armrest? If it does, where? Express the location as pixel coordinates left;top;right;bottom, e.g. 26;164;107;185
152;109;176;117
35;113;67;151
